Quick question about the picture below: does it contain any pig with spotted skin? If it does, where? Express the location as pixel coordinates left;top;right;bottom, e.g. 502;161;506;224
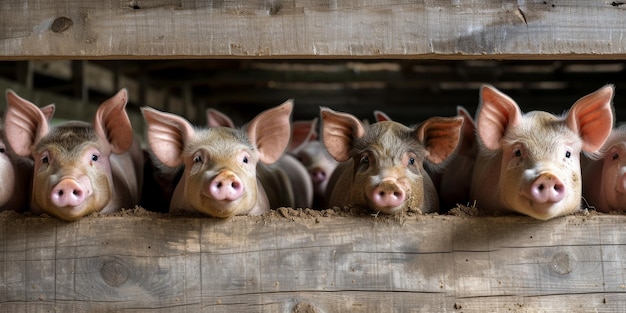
142;101;294;217
4;89;144;221
582;125;626;212
471;84;614;220
321;107;463;214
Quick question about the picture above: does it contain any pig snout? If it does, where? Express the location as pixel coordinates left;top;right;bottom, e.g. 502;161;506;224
310;167;327;184
369;180;406;209
51;178;92;207
526;172;566;204
206;171;245;201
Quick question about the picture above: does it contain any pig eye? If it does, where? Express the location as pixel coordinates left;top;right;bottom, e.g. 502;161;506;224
41;155;49;164
0;146;5;153
360;155;369;164
408;157;416;166
193;155;203;163
243;156;248;164
565;151;571;158
613;152;619;160
91;154;99;162
514;149;522;157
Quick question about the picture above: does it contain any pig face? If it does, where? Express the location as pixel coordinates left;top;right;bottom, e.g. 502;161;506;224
289;119;338;205
473;84;614;220
584;127;626;212
321;107;463;214
4;89;136;221
142;101;293;218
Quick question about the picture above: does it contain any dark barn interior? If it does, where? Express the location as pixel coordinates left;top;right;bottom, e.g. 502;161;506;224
1;59;625;129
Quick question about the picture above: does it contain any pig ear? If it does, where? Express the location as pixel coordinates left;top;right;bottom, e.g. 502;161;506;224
320;107;366;162
246;99;293;164
566;84;614;153
417;116;464;164
40;104;55;121
206;108;235;128
457;106;477;150
289;118;318;152
4;90;49;156
141;107;196;167
93;89;134;154
476;85;522;150
374;110;391;122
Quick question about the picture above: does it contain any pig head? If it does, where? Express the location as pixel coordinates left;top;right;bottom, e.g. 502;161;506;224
4;89;143;221
142;101;293;217
471;84;614;220
289;118;338;209
206;106;307;209
321;107;463;214
582;126;626;212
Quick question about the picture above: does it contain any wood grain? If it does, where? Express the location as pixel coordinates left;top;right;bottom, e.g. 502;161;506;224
1;211;626;312
1;1;625;59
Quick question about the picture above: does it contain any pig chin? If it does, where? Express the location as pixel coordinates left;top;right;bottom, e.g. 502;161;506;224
509;195;577;220
193;196;252;218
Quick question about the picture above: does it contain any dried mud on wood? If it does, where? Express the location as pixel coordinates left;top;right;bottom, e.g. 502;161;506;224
0;201;617;224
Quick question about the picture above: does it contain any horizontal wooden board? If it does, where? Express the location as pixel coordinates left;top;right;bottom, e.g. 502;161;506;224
0;1;626;59
2;209;626;312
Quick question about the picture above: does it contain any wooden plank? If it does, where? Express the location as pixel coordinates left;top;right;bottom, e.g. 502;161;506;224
0;1;625;59
2;210;626;312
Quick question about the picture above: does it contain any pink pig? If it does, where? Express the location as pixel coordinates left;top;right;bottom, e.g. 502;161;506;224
288;118;338;209
0;133;32;212
582;125;626;212
373;108;477;211
4;89;144;221
142;101;294;217
321;107;463;214
471;84;614;220
0;101;54;212
206;107;312;209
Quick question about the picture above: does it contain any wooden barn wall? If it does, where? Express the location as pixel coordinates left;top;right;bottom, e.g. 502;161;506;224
2;1;626;313
3;212;626;313
0;1;625;59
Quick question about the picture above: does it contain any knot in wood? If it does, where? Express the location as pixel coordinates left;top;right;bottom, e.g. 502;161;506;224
293;302;320;313
550;251;574;275
100;259;129;287
51;17;73;33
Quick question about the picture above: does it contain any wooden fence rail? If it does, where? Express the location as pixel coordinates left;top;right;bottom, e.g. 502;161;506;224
1;1;626;59
2;209;626;312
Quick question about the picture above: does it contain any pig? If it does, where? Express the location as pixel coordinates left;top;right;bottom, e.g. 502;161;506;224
582;125;626;212
470;84;614;220
373;108;477;211
288;118;338;209
436;107;478;211
4;89;144;221
0;102;55;212
142;101;294;217
206;107;312;209
0;131;32;212
321;107;464;214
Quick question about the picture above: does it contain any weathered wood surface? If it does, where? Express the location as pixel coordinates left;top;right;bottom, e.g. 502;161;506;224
1;1;625;59
2;210;626;312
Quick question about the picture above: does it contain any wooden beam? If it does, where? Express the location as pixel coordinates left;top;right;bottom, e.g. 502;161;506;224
1;1;626;59
2;211;626;312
